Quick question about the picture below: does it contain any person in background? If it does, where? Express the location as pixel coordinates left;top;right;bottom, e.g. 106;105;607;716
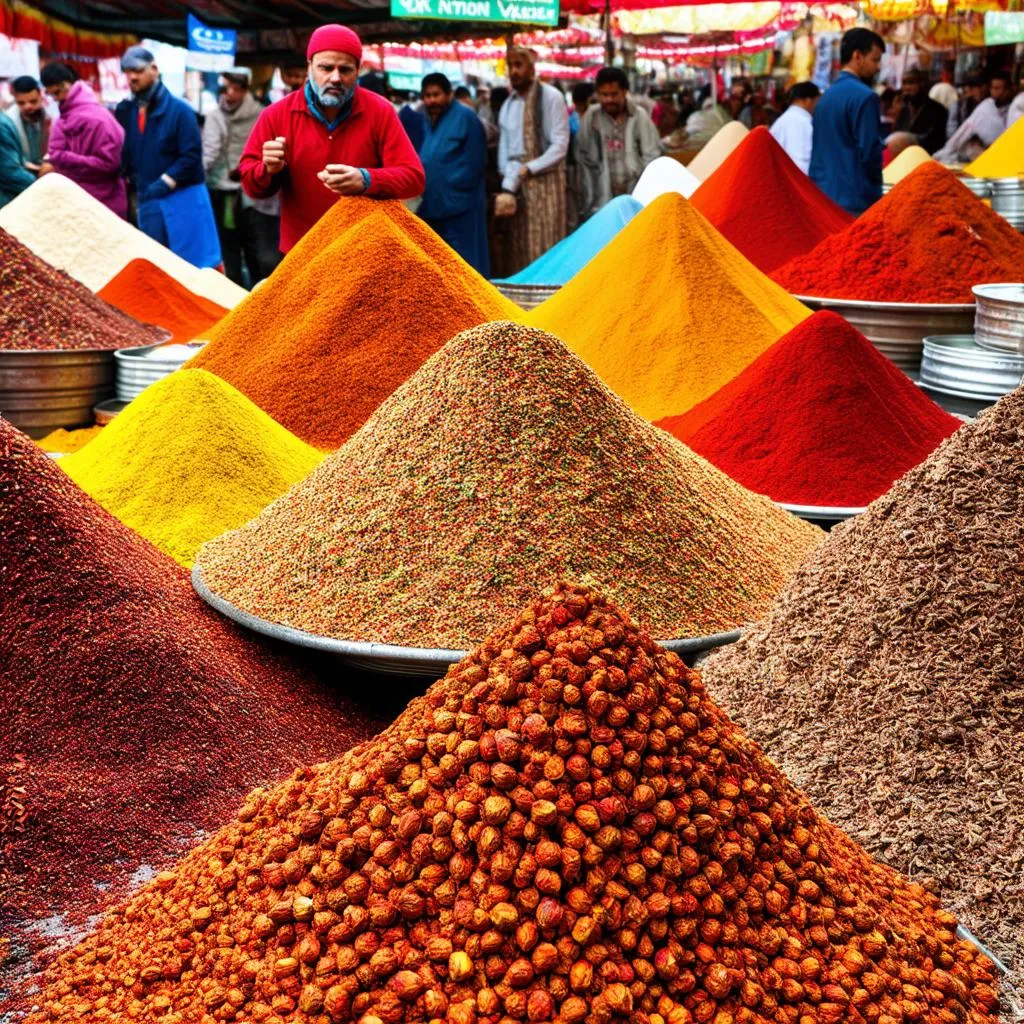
0;102;35;207
770;81;819;174
577;66;660;217
893;68;948;154
677;87;696;126
569;82;594;138
566;82;594;229
936;71;1013;163
1008;88;1024;128
39;62;126;218
120;46;220;267
495;46;570;273
399;91;427;150
929;64;958;111
878;86;900;137
454;85;475;110
269;57;308;104
416;72;488;276
6;75;52;172
728;78;754;128
947;71;987;138
684;83;732;146
239;25;424;254
810;28;885;215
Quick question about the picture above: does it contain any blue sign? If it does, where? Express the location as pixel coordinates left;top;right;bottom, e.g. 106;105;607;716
186;13;237;70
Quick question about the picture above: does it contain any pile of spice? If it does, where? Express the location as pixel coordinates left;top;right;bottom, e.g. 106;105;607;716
0;227;166;351
0;173;247;307
703;387;1024;980
97;258;229;343
686;120;749;179
498;195;642;286
632;155;701;204
29;582;1001;1024
0;418;389;1006
690;128;853;274
882;145;932;185
60;368;324;568
772;162;1024;303
188;197;520;449
656;311;962;508
965;117;1024;178
197;321;821;649
527;194;811;421
35;425;103;454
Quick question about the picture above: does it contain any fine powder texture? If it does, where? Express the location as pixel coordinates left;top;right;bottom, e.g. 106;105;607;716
632;155;701;204
35;425;103;454
0;173;248;308
197;322;822;648
1;227;166;351
772;162;1024;303
60;369;324;568
656;311;962;507
188;197;520;449
0;418;389;1002
965;117;1024;178
702;389;1024;979
686;120;749;180
98;258;229;344
882;145;932;185
29;582;1001;1024
690;128;853;274
527;193;811;421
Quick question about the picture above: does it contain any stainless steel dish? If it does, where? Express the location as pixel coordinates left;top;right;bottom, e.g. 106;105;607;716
972;283;1024;353
921;334;1024;400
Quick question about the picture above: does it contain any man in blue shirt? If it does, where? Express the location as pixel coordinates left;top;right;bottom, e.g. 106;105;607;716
809;28;885;215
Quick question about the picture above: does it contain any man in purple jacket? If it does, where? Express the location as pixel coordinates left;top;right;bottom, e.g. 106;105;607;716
39;63;127;218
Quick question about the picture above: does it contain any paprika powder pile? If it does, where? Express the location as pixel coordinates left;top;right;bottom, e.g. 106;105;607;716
657;311;962;507
690;128;853;274
527;193;811;421
196;321;821;649
61;369;324;568
773;162;1024;303
30;581;1002;1024
0;418;390;1007
97;259;230;344
187;198;521;450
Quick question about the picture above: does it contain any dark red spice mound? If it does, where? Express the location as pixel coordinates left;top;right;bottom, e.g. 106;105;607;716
656;311;961;507
771;162;1024;303
690;127;853;274
0;227;165;351
0;418;390;1003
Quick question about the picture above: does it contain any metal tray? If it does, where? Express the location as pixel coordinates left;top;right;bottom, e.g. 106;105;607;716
494;282;559;311
777;502;866;522
193;565;741;678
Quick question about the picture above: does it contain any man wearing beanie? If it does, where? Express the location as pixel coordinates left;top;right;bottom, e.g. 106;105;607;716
239;24;425;252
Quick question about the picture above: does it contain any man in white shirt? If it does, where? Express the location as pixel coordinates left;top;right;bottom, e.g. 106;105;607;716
770;82;819;174
1008;91;1024;129
936;72;1013;163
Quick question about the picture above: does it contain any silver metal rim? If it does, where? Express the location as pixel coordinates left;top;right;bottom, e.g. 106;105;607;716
795;295;976;313
971;283;1024;304
778;502;867;521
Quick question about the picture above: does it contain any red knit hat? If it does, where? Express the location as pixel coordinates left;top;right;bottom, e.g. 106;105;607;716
306;24;362;63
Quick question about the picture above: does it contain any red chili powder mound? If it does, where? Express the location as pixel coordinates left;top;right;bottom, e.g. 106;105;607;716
656;311;962;507
187;197;521;450
772;161;1024;302
97;258;229;344
0;418;392;1004
690;127;853;274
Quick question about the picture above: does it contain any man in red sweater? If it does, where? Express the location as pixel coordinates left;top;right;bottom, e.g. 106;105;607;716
239;24;425;252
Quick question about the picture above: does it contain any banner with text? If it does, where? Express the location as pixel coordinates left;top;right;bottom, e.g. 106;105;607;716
391;0;559;27
186;13;237;72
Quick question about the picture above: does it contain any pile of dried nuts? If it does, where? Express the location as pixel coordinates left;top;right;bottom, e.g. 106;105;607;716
29;584;1000;1024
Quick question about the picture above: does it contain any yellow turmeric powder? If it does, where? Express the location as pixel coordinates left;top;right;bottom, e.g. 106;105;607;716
60;369;323;568
965;118;1024;178
36;425;103;454
527;193;811;421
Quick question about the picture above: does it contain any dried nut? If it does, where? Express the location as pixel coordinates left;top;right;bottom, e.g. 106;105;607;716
390;970;425;1001
449;951;474;982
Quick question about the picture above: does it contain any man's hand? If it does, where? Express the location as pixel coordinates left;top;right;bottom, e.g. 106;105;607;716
494;192;517;218
518;165;531;181
263;136;287;175
37;161;54;176
318;164;366;196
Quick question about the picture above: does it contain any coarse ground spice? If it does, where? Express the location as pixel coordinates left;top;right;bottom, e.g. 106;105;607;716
655;311;962;508
772;162;1024;303
97;258;230;344
27;582;1002;1024
60;368;324;568
702;388;1024;983
690;128;853;274
0;418;389;1008
187;197;521;450
35;425;103;454
197;321;822;649
527;194;811;422
0;227;166;351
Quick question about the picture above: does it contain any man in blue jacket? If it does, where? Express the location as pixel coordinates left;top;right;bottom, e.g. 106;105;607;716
809;28;885;215
119;45;220;268
0;109;35;208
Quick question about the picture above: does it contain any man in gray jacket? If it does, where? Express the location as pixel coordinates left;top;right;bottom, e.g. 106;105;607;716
578;67;661;218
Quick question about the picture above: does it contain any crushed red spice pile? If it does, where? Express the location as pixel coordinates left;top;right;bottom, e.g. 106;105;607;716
0;418;390;1007
656;311;962;508
0;227;165;351
28;582;1001;1024
771;162;1024;303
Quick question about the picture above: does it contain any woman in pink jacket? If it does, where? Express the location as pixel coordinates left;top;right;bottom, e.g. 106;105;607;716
40;64;127;218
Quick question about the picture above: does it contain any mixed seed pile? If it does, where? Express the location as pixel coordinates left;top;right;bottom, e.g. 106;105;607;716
29;584;1000;1024
704;389;1024;982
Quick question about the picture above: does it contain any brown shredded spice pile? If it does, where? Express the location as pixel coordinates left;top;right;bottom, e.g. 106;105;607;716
703;388;1024;984
28;583;1000;1024
196;322;822;649
0;418;390;1007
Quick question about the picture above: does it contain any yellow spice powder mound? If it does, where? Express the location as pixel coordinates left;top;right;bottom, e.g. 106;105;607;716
35;425;103;454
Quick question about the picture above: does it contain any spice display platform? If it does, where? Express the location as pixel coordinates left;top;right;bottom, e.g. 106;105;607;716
777;502;866;523
494;281;559;310
193;565;741;678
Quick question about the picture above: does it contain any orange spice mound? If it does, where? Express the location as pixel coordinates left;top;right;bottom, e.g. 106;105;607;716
187;198;520;450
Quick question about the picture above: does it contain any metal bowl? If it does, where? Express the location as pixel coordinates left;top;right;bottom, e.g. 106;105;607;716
989;177;1024;231
93;397;130;425
494;282;559;311
114;341;205;401
794;296;976;371
777;502;866;523
193;565;741;678
972;283;1024;354
921;334;1024;400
